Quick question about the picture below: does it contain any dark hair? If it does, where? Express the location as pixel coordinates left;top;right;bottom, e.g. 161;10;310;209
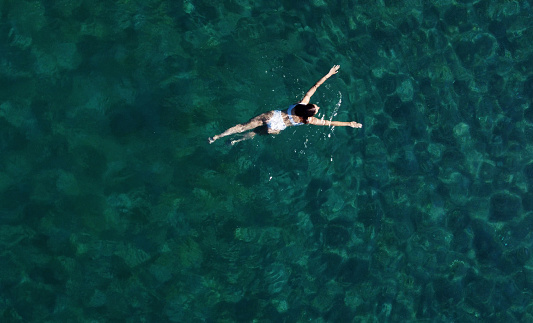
293;104;317;124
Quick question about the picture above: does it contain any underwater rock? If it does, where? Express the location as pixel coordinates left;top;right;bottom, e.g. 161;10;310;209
498;94;527;124
364;161;389;185
51;0;84;16
176;237;203;269
439;170;471;206
427;142;445;163
451;229;474;254
510;212;533;240
433;277;464;305
322;190;346;220
114;241;151;268
372;244;398;271
149;264;172;284
109;107;145;138
515;246;530;265
421;5;440;29
375;72;397;96
390;207;416;243
270;298;289;314
488;72;505;96
0;120;28;152
471;220;503;263
257;227;283;246
391;101;415;126
321;252;343;280
324;224;350;248
524;76;533;103
413;141;435;174
394;145;419;175
45;229;75;256
337;257;369;285
383;96;402;123
465;274;494;308
264;262;289;295
453;122;472;144
491;281;519;313
311;280;344;313
53;43;82;71
0;225;33;250
233;297;260;322
0;101;35;133
492;168;515;190
476;160;497;184
489;191;522;221
524;162;533;188
1;184;31;224
164;297;191;322
88;289;107;308
383;127;407;152
476;97;499;133
364;135;387;158
56;171;80;196
0;253;23;288
449;260;469;281
406;239;431;269
296;211;313;235
398;13;420;35
70;144;108;179
454;32;498;68
393;219;415;244
356;197;384;228
397;79;414;103
513;266;533;296
523;193;533;212
8;1;46;34
12;280;57;321
443;4;470;32
324;301;354;323
446;209;471;234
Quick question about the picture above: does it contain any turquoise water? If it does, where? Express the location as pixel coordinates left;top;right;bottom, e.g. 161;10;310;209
1;0;533;321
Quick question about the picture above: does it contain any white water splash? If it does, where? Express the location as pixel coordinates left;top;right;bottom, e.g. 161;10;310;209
328;91;342;135
326;92;342;162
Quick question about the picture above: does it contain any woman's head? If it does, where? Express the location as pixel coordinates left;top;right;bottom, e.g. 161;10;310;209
293;104;319;123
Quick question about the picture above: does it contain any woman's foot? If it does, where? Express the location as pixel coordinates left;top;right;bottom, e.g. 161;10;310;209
228;132;256;145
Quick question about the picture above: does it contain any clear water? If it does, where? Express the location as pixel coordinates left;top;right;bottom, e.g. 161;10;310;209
1;0;533;321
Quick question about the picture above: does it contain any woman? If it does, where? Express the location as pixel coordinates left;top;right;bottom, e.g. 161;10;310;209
208;65;362;145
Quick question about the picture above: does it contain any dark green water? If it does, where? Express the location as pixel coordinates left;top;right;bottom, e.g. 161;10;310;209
1;0;533;321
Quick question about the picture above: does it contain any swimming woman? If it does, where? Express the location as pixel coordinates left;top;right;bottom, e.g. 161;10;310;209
208;65;362;145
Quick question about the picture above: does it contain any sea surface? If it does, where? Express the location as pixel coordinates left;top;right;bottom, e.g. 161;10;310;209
1;0;533;321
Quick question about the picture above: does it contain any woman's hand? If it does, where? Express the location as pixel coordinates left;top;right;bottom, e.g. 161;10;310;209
328;65;340;76
350;121;363;128
303;65;341;104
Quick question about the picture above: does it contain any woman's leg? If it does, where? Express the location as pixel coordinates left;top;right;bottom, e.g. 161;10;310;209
209;117;263;143
229;132;256;145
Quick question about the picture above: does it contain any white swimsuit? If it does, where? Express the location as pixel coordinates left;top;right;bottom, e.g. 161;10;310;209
267;110;286;131
266;104;304;131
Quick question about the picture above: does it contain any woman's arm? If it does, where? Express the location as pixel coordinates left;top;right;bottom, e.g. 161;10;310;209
300;65;340;105
308;117;362;128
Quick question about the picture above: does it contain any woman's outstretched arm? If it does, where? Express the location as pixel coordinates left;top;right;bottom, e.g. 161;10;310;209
300;65;340;105
308;117;362;128
208;115;265;143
